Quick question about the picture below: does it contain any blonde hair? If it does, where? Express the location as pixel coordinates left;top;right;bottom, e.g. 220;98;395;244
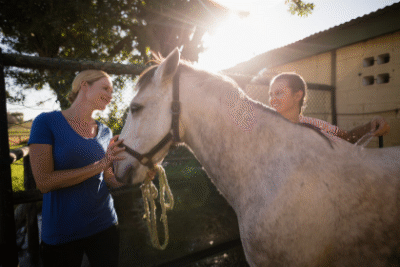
68;70;111;104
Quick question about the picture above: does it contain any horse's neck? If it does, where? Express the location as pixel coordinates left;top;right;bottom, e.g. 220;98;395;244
180;80;288;210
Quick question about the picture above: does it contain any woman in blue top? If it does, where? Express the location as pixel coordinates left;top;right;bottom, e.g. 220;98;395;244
28;70;126;267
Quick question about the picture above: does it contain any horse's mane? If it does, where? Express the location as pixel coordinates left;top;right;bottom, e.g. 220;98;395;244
136;57;236;93
298;122;334;148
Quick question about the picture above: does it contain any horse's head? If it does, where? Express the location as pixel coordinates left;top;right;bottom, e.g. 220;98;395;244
114;48;182;185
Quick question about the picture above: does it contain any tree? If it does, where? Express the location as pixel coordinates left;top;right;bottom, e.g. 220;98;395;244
95;76;130;135
11;112;24;124
0;0;230;109
285;0;315;17
7;112;17;128
0;0;314;114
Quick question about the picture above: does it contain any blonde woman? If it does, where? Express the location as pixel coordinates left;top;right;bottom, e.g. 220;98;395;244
29;70;125;267
269;72;390;142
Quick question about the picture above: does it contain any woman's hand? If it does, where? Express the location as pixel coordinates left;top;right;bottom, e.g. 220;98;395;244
103;169;125;188
103;135;126;168
370;116;390;137
338;116;390;144
102;135;126;188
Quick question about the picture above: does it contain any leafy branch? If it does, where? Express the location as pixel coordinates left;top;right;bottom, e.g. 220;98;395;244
285;0;315;17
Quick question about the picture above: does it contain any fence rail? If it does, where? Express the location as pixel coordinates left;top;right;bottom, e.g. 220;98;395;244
2;53;146;75
13;189;43;205
9;146;29;164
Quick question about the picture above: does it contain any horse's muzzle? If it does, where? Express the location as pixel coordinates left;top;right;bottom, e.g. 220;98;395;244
115;164;136;185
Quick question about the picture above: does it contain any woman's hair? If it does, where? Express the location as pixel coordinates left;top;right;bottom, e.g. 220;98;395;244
270;72;307;113
68;70;111;104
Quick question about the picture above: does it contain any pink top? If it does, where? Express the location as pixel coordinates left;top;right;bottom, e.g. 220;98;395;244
299;115;340;140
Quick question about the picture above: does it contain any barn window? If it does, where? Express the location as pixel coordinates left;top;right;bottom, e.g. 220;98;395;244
376;73;390;84
362;76;375;86
363;57;374;67
377;53;390;65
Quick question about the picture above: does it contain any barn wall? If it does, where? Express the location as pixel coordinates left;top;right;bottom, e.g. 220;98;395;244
335;31;400;147
245;30;400;147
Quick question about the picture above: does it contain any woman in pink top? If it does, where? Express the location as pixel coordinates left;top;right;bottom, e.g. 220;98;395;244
268;72;390;143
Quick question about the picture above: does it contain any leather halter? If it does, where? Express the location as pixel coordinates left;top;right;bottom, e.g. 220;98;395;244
120;67;181;169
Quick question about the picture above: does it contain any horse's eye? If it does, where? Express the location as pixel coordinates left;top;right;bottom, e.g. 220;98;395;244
131;104;143;114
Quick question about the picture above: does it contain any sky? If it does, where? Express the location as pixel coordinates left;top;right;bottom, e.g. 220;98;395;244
196;0;400;71
6;0;400;121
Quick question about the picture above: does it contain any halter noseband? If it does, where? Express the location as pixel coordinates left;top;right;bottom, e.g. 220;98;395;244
120;67;181;169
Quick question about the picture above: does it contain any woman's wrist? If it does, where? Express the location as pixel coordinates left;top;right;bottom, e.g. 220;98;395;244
98;157;108;172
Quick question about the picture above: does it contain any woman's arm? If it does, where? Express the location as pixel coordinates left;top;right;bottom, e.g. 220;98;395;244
336;116;390;143
30;136;125;193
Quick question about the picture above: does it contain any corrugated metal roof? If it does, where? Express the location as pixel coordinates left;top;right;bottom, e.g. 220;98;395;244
224;2;400;76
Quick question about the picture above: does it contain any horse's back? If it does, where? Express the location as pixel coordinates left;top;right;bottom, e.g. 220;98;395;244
362;146;400;177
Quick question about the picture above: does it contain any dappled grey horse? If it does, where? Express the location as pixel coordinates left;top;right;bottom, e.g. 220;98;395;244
114;48;400;266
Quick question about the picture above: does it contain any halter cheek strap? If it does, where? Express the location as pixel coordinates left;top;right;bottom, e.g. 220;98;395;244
122;132;173;169
120;66;181;169
171;67;181;143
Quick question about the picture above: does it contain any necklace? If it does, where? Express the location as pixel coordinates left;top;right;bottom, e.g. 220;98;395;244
65;116;98;138
62;110;99;138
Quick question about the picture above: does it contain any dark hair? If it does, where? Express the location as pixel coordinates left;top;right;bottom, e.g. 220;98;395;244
270;72;307;113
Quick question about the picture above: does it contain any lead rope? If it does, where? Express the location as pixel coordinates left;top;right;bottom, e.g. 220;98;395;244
354;132;374;147
140;164;174;250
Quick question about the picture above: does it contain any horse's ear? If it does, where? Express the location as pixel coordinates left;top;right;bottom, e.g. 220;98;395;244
154;47;180;86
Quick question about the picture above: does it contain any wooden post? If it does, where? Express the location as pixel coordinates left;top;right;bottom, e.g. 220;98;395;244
0;49;19;266
24;155;40;265
331;50;338;126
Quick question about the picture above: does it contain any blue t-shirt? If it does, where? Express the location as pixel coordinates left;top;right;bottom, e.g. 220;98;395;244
28;111;118;245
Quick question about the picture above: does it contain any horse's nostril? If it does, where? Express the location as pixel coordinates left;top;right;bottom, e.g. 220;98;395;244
115;174;124;183
127;166;135;184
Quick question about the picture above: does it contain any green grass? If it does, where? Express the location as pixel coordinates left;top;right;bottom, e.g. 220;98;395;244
11;160;25;192
8;121;32;192
10;144;26;192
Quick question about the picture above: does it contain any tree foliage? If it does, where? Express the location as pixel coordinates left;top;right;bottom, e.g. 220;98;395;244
0;0;229;110
95;76;130;135
0;0;314;131
0;0;228;60
285;0;315;17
